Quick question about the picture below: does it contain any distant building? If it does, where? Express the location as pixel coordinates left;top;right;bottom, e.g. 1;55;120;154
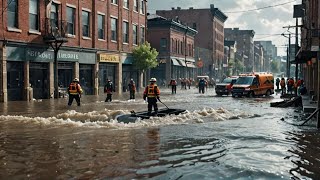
225;28;255;73
253;42;264;72
254;41;278;73
156;4;228;79
224;40;237;75
147;15;197;84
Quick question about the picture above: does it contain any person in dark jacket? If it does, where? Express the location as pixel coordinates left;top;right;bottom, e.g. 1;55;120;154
104;79;114;102
169;79;177;94
198;78;206;94
128;79;136;100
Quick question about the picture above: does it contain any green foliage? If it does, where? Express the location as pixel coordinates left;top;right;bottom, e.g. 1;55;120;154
234;58;244;74
270;60;280;73
132;42;159;72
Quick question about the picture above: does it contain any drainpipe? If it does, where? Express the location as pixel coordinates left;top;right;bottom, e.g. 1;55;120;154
185;26;188;78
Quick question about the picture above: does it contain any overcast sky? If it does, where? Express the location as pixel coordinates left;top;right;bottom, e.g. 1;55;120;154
148;0;302;56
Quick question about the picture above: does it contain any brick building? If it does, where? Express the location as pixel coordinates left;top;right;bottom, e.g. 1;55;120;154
156;4;227;79
147;14;197;85
299;0;319;102
0;0;147;102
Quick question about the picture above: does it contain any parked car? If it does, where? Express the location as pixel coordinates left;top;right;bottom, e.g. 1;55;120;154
215;76;238;96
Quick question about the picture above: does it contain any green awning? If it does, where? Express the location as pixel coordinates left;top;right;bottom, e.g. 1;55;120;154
171;58;181;66
177;59;186;66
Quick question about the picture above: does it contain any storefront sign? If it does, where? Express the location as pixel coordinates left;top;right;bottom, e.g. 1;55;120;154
99;54;120;63
26;49;79;62
311;46;319;52
6;46;95;63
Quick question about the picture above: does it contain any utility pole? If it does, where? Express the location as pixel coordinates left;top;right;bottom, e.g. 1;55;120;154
295;18;299;96
281;33;292;78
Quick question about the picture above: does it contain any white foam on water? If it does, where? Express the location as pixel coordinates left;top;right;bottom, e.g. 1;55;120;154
0;107;254;129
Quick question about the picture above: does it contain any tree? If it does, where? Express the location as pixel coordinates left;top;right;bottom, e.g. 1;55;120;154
270;60;280;73
233;58;244;75
132;42;159;86
132;42;159;71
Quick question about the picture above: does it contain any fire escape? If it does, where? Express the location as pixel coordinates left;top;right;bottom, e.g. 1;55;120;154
42;17;68;98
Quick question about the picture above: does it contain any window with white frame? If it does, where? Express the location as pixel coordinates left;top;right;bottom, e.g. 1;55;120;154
98;14;105;39
140;26;145;44
82;10;90;37
140;0;145;14
8;0;18;28
50;3;59;29
133;24;138;45
29;0;39;30
111;0;118;5
111;17;118;41
123;21;129;43
67;6;75;35
123;0;129;9
133;0;138;12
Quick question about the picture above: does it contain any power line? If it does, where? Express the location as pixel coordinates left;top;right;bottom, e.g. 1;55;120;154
223;0;297;14
148;0;297;12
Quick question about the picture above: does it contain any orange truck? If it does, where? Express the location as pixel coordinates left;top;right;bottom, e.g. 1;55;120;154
231;72;274;97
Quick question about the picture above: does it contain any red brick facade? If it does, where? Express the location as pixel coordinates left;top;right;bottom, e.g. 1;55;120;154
0;0;146;51
0;0;147;102
156;5;227;79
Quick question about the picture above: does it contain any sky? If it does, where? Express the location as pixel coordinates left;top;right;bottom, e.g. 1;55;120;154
148;0;302;56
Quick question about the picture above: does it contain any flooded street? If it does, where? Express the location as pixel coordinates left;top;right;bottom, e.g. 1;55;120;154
1;87;320;179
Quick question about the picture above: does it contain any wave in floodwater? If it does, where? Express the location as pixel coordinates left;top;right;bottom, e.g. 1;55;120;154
0;107;258;129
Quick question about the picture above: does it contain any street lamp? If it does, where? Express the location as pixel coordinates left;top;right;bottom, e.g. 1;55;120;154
281;33;291;78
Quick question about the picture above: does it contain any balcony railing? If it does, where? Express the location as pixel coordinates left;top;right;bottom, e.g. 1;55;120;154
42;18;68;43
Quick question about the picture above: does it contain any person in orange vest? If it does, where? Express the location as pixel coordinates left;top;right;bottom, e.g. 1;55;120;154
67;78;83;106
287;78;294;94
169;78;177;94
143;78;160;116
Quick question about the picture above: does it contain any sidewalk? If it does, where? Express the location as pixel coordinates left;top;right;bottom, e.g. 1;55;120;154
302;94;317;113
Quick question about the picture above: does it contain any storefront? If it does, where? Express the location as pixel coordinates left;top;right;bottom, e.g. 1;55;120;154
30;62;49;99
122;55;140;92
98;53;120;94
7;62;24;101
1;44;96;102
79;64;94;95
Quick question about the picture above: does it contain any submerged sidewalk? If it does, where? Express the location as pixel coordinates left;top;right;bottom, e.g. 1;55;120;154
302;94;317;113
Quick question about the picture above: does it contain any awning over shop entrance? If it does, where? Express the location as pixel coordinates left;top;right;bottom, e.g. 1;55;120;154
177;59;186;66
186;62;196;68
171;58;181;66
294;49;317;64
